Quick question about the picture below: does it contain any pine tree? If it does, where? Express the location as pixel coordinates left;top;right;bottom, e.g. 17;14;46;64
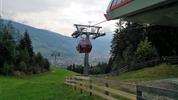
2;26;16;64
135;37;158;62
0;42;6;71
19;30;34;57
44;59;50;71
0;24;16;75
36;52;44;72
0;21;50;75
110;20;145;69
19;61;27;72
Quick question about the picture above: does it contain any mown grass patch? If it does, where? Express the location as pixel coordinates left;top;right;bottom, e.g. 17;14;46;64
0;68;100;100
111;64;178;82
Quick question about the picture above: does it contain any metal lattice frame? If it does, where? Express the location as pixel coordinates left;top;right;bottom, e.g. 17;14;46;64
72;24;106;76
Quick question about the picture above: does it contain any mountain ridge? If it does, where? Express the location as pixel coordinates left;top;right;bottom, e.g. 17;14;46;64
2;19;112;66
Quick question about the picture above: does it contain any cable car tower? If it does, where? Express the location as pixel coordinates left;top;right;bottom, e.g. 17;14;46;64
72;24;105;76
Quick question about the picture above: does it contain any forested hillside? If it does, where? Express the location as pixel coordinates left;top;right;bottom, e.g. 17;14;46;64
2;19;111;66
0;19;50;76
109;20;178;71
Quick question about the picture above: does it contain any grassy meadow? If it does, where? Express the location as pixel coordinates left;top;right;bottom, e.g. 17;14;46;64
0;68;100;100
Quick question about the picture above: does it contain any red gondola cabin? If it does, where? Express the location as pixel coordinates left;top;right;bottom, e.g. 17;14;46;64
76;39;92;53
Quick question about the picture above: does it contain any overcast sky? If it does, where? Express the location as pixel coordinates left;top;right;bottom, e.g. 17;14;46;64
1;0;117;36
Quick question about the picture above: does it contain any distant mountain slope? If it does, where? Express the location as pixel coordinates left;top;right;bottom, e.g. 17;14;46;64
3;19;112;66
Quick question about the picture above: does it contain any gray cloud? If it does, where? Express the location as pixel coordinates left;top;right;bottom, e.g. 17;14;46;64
1;0;117;36
3;0;102;13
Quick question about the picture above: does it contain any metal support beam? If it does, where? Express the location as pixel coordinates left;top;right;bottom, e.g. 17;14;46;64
84;53;89;75
83;34;90;76
72;24;105;76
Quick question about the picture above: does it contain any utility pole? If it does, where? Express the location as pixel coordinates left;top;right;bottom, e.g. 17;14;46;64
72;24;105;76
51;50;60;66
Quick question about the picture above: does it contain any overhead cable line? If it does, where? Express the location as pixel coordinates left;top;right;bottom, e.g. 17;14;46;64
92;20;107;26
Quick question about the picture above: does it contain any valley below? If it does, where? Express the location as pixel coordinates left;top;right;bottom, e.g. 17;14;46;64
4;20;112;66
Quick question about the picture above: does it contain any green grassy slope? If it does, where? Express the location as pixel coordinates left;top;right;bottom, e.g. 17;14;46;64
92;64;178;100
110;64;178;82
0;68;99;100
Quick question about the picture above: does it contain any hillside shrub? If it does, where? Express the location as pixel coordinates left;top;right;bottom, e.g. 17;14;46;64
135;37;158;62
0;63;13;76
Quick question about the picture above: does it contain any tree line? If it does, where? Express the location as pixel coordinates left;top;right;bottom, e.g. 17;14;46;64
67;62;111;75
109;19;178;71
68;19;178;75
0;20;50;76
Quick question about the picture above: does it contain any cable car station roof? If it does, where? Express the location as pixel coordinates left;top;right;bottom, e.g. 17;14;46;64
105;0;178;26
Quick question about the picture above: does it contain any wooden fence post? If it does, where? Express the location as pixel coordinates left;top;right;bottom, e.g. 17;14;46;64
71;77;73;88
66;77;68;86
74;77;77;90
69;77;72;86
137;85;143;100
89;79;92;96
65;77;66;85
69;77;71;85
105;82;109;98
72;77;75;90
80;81;83;94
